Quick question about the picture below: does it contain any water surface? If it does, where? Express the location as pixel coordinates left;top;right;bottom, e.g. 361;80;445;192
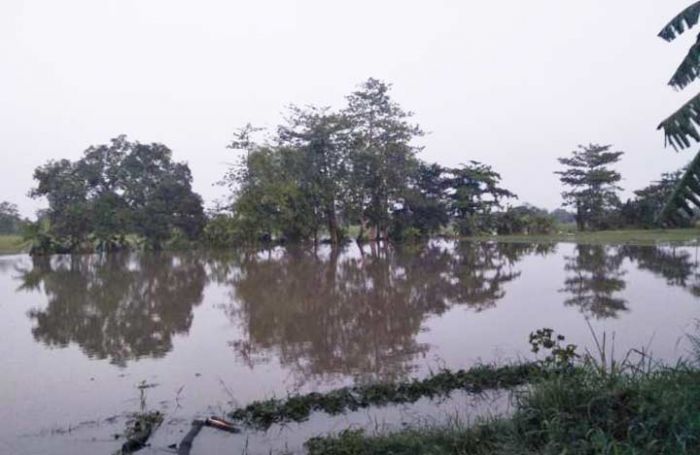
1;241;698;454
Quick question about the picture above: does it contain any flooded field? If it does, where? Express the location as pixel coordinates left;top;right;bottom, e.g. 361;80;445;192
1;240;699;454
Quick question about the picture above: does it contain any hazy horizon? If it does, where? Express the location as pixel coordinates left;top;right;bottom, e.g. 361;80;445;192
1;0;696;217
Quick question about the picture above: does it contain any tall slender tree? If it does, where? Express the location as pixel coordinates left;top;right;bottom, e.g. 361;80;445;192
556;144;624;231
344;78;424;240
277;106;351;244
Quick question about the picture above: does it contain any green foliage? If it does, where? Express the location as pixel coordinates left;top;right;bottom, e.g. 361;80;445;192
30;136;205;253
659;1;700;41
528;328;578;369
0;201;24;234
657;154;700;226
218;80;515;245
619;170;685;227
556;144;624;231
447;161;516;236
389;162;450;241
229;363;541;430
657;4;700;226
202;214;247;248
307;357;700;455
658;92;700;150
493;205;555;235
344;79;424;239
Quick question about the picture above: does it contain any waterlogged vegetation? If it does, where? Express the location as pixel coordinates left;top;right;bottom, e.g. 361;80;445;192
470;227;700;245
305;333;700;455
228;364;542;430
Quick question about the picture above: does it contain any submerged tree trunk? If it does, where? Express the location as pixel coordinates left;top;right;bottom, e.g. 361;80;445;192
326;202;339;245
357;216;369;243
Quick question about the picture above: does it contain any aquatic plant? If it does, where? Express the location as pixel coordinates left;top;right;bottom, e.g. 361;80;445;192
228;363;542;429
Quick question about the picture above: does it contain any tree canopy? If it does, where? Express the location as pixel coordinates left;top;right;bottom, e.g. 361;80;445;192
555;144;624;231
214;79;521;245
0;201;24;234
30;136;205;253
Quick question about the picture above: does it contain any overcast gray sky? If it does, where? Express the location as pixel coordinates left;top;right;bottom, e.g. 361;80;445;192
0;0;696;217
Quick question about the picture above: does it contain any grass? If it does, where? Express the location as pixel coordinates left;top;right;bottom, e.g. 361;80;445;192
0;235;28;254
305;337;700;455
467;227;700;245
228;364;542;430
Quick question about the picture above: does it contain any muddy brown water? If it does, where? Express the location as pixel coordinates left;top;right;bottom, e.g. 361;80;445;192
1;241;699;454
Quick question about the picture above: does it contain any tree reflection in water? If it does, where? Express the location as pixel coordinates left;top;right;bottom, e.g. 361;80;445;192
13;243;700;380
221;241;553;383
620;245;700;297
16;253;206;366
560;245;628;319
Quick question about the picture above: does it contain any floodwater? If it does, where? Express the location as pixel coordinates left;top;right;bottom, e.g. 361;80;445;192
1;240;699;454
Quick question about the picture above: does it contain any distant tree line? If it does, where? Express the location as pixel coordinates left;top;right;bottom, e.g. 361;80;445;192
0;201;26;234
555;143;686;231
21;78;689;255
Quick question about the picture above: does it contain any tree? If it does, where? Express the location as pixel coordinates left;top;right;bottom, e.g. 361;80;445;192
30;136;205;252
555;144;624;231
447;161;516;235
656;3;700;224
277;106;352;244
493;204;556;236
223;125;317;243
621;170;684;227
31;159;92;249
344;78;424;240
0;201;23;234
389;162;451;240
215;80;516;245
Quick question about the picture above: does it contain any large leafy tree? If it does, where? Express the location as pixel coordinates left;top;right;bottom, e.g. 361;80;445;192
31;136;205;252
555;144;624;231
223;124;319;243
344;78;424;240
389;162;451;240
218;80;518;245
277;106;352;244
657;3;700;224
447;161;516;235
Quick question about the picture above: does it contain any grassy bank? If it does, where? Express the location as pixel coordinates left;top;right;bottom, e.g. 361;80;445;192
468;227;700;245
0;235;27;255
307;362;700;454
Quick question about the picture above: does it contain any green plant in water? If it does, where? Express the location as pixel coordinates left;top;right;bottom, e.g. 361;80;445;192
306;328;700;455
528;327;578;369
228;363;542;430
